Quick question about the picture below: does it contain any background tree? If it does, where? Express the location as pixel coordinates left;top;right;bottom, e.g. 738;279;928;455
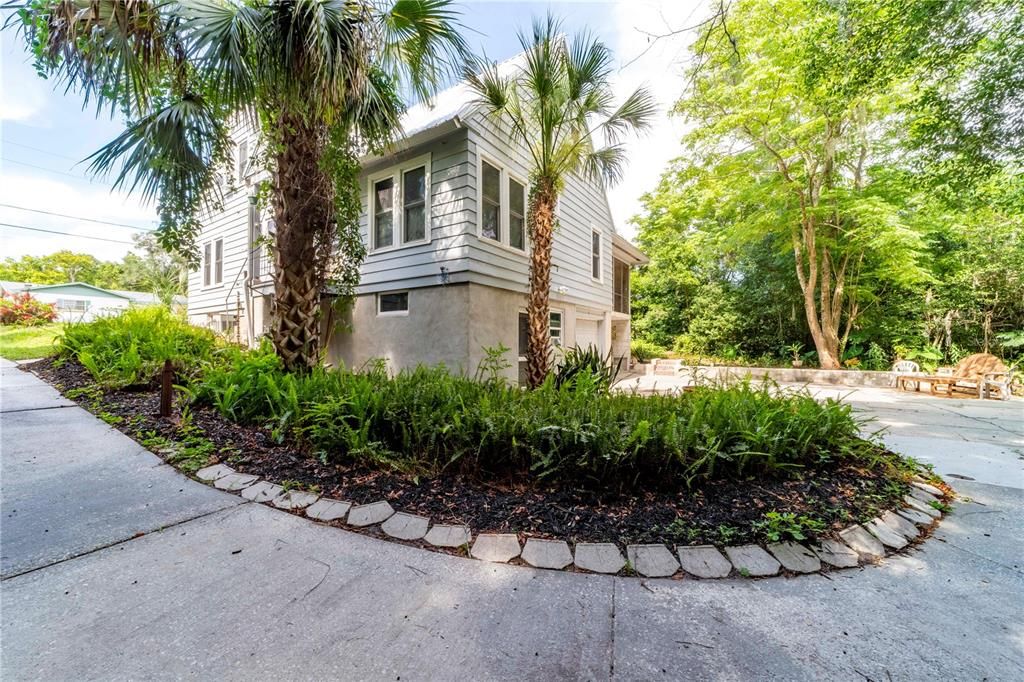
15;0;467;371
466;14;655;387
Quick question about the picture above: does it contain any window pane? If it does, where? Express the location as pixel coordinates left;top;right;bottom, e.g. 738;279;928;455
509;178;525;250
481;161;501;241
482;162;500;203
403;166;426;243
404;204;425;242
518;312;529;357
203;243;211;286
379;292;408;313
592;232;601;279
215;239;224;284
550;312;562;346
404;166;425;203
237;140;248;182
374;177;395;248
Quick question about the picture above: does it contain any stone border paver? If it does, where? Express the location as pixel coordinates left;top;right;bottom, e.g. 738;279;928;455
574;543;626;574
677;545;732;578
381;512;430;541
305;498;351;522
183;460;948;581
724;545;780;577
521;539;573;570
627;544;679;578
471;534;521;563
767;542;821;573
424;524;471;548
347;500;395;527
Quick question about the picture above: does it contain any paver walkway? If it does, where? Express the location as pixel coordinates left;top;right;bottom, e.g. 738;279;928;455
2;358;1022;680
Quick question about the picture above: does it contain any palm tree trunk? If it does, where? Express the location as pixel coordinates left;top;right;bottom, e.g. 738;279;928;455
526;179;557;388
269;114;334;372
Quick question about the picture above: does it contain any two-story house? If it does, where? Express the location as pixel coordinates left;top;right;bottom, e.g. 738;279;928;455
187;71;647;383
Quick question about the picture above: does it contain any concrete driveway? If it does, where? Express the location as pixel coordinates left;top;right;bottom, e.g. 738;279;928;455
2;358;1022;680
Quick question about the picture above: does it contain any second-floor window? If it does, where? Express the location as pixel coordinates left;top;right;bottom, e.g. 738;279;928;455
479;156;527;252
203;238;224;287
237;140;249;184
369;154;431;251
591;230;602;280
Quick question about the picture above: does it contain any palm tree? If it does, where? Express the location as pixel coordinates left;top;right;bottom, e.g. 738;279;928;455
465;15;655;388
13;0;467;371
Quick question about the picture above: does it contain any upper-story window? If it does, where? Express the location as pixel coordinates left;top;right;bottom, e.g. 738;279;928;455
591;230;602;280
369;153;431;252
479;156;527;252
203;238;224;287
237;140;249;184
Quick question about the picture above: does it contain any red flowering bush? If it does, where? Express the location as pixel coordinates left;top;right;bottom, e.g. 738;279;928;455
0;292;58;326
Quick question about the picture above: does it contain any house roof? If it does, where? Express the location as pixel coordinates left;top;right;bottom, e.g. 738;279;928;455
0;280;184;305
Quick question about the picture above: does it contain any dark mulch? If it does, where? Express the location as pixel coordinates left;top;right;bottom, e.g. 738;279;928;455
29;357;910;547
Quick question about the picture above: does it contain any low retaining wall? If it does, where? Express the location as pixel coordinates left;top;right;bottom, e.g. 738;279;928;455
643;361;896;388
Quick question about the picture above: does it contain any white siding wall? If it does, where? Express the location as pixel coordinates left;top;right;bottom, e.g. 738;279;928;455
190;115;620;319
357;129;474;293
187;125;261;320
463;112;616;310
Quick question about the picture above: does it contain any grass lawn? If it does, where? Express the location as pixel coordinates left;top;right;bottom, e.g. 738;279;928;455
0;324;62;361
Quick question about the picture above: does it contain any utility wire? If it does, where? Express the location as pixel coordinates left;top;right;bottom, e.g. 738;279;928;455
0;221;135;245
0;203;155;232
4;140;83;163
1;157;115;186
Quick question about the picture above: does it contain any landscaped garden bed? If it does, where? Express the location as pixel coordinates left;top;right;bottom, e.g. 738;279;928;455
25;309;945;560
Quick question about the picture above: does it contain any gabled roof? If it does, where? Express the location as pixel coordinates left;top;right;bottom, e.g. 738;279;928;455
15;281;133;300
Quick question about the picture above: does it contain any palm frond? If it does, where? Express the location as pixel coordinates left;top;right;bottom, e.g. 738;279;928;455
378;0;469;103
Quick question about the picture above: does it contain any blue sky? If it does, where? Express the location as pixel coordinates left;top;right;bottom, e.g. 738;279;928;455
0;0;707;261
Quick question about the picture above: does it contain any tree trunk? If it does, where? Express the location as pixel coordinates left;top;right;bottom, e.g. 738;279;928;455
269;114;335;372
526;179;557;388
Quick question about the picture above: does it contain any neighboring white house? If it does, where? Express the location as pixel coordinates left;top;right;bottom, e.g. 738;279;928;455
186;67;648;382
0;281;181;323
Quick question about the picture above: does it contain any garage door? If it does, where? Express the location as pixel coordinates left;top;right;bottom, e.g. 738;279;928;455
575;318;601;352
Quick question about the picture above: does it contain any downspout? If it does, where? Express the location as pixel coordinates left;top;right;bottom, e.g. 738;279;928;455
245;195;257;345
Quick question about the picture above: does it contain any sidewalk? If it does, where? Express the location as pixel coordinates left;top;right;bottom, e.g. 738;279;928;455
2;359;1022;680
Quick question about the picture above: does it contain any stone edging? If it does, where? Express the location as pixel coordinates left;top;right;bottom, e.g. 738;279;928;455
195;463;948;579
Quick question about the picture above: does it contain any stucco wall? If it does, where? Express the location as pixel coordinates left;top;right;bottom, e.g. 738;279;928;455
327;284;471;373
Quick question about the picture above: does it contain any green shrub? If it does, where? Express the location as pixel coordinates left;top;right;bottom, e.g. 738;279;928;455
189;346;875;492
554;346;620;392
58;307;220;387
630;339;666;362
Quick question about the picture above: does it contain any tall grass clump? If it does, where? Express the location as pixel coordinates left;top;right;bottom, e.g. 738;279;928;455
190;344;874;492
58;307;220;387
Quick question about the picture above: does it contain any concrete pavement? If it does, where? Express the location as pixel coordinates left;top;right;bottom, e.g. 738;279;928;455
2;359;1022;680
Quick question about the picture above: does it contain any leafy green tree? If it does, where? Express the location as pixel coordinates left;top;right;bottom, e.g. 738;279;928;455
15;0;467;371
465;15;655;387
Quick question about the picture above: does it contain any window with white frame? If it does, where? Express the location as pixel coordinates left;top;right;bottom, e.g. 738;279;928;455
549;311;563;346
509;176;526;250
202;238;224;287
591;230;602;280
56;298;89;312
369;154;431;251
517;310;563;383
480;160;501;242
479;158;528;252
237;140;249;183
377;291;409;315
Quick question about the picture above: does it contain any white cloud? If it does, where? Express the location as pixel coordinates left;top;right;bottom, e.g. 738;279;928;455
1;36;49;124
0;172;158;262
605;0;708;241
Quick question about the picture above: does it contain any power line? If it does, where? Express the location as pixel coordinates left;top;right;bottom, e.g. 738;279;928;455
4;140;83;163
0;204;155;232
1;157;115;186
0;222;135;245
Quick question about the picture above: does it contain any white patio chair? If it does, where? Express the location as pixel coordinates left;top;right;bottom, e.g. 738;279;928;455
891;360;921;389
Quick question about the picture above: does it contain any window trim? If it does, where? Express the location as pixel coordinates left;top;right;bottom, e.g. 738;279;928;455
237;139;249;184
549;309;563;347
477;154;530;255
200;237;224;289
367;152;432;253
376;290;410;317
591;228;603;282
